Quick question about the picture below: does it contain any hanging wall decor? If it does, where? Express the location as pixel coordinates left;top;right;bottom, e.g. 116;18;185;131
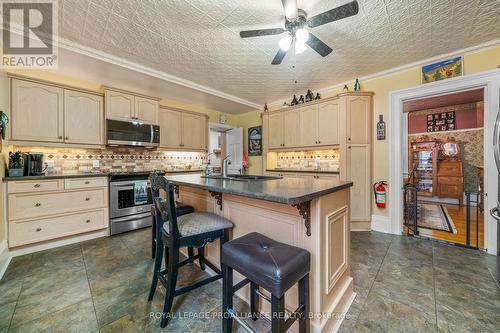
248;126;262;156
427;111;455;132
421;56;463;84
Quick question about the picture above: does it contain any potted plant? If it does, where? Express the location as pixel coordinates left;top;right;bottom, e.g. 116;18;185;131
8;151;24;177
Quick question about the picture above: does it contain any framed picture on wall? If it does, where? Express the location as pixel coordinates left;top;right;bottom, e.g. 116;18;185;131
427;111;456;132
421;56;463;84
248;126;262;156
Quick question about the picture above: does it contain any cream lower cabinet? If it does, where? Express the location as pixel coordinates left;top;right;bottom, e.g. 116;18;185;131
7;177;109;248
346;145;371;222
158;107;208;151
11;79;64;143
64;90;104;145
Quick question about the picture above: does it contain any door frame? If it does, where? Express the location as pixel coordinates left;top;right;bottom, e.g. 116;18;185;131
389;69;500;255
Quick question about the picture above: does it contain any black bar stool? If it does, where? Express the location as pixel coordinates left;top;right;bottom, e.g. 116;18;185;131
148;172;234;328
221;232;311;333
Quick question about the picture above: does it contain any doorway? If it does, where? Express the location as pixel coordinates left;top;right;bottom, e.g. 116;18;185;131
208;123;244;175
402;89;484;248
389;70;500;255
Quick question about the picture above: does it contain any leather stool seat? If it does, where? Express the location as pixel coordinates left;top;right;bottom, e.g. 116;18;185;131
222;232;310;297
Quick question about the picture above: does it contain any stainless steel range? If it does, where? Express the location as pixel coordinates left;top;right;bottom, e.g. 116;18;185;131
109;171;165;235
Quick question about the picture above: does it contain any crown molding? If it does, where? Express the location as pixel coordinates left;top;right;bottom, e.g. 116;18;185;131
267;38;500;109
55;38;261;110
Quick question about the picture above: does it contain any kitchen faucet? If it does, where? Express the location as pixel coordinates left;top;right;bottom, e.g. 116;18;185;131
222;154;231;178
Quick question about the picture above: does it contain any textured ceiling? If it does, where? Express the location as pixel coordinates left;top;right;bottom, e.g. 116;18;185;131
403;88;484;113
58;0;500;108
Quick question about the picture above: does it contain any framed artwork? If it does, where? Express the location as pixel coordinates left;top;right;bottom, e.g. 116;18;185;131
427;111;455;132
421;56;463;84
248;126;262;156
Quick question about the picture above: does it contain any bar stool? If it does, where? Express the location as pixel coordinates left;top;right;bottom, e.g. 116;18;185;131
221;232;310;333
148;172;234;328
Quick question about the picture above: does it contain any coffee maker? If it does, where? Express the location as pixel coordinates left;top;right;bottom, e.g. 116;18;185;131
23;153;44;176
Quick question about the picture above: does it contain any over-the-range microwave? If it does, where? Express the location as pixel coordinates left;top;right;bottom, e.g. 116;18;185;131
106;119;160;148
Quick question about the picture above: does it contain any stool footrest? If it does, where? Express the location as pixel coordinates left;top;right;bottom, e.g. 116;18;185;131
175;274;222;297
255;288;271;303
283;304;305;332
233;278;250;293
179;255;201;267
227;308;259;333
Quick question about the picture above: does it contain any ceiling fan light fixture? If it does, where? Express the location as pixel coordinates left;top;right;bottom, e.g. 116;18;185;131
295;41;307;54
279;35;293;51
296;28;309;44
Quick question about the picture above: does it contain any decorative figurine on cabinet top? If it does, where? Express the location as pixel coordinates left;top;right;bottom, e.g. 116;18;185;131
354;78;361;91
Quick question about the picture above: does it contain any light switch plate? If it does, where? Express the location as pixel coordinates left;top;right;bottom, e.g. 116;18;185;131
92;160;100;168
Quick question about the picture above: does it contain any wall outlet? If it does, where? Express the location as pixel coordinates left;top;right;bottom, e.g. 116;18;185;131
92;160;100;168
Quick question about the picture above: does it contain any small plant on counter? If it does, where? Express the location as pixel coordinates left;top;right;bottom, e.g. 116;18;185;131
8;151;24;177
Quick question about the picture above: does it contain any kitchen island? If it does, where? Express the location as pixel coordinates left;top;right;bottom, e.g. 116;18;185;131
165;174;355;333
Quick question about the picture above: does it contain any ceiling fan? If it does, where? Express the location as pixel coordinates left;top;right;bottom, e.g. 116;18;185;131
239;0;359;65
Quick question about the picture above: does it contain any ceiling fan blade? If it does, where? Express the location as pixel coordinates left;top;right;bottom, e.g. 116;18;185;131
240;28;285;38
281;0;298;21
272;49;287;65
307;1;359;28
306;33;333;57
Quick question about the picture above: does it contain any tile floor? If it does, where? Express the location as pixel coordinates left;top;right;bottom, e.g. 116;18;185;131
0;230;498;332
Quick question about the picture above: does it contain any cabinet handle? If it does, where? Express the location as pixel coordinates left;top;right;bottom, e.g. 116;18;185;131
58;136;63;139
84;181;90;184
35;203;41;207
318;141;321;144
36;227;42;232
65;136;69;140
348;146;351;149
33;184;40;188
86;219;91;223
348;137;351;141
85;197;90;201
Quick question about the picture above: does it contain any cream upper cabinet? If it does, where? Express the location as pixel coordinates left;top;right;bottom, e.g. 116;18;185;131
268;112;284;149
11;79;64;142
347;96;371;144
64;90;104;145
346;145;371;221
182;112;207;150
299;105;318;146
105;90;134;121
158;108;182;148
134;97;158;124
283;109;300;148
318;99;340;145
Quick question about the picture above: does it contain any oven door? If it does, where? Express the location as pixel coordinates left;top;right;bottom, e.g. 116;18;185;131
110;180;153;218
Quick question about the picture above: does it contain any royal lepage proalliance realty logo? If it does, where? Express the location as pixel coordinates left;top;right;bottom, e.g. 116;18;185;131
1;0;58;68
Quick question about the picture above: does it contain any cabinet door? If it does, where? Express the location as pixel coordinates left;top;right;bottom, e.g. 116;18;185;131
158;108;182;148
182;113;207;150
318;100;340;145
268;112;284;149
64;90;104;145
347;145;371;221
299;105;318;147
11;79;64;142
134;97;158;124
105;90;134;121
283;109;300;148
347;96;371;144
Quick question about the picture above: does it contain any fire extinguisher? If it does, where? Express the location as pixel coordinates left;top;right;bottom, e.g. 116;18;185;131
373;181;388;208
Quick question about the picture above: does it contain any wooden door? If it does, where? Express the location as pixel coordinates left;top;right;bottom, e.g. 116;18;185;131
105;90;134;121
64;90;104;145
268;112;284;149
226;128;244;174
299;105;318;147
182;113;206;150
283;109;301;148
346;96;371;144
318;100;340;145
347;145;371;221
134;97;158;124
158;108;182;148
11;79;64;142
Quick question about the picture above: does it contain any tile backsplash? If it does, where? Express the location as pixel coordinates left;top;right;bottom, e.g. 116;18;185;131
276;149;340;171
9;146;207;174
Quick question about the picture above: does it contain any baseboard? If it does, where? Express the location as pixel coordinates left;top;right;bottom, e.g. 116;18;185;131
0;240;12;280
371;214;391;233
350;221;371;231
9;229;109;257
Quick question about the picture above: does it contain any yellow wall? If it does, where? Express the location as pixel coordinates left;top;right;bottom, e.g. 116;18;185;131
236;110;263;175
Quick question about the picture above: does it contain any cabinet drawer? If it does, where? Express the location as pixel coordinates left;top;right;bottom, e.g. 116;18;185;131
65;177;107;189
9;188;106;220
8;179;64;194
438;177;463;185
9;209;107;247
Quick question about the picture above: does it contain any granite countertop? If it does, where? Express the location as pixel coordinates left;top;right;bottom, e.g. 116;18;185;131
2;169;204;181
266;169;340;174
164;174;352;205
